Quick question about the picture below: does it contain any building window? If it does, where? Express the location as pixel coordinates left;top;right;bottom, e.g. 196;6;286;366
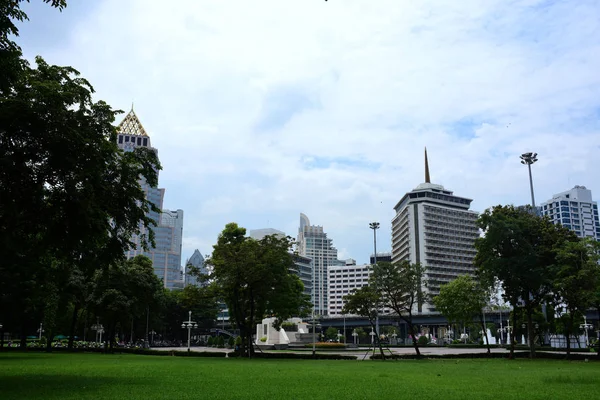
143;138;148;146
118;135;123;144
125;136;129;142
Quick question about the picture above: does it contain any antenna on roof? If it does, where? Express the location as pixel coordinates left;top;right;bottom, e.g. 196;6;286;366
425;147;431;183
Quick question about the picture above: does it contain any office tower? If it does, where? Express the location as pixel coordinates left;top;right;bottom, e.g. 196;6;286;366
296;213;341;316
116;109;184;289
248;228;286;240
250;228;312;297
369;252;392;264
185;249;207;287
391;148;479;313
539;185;600;240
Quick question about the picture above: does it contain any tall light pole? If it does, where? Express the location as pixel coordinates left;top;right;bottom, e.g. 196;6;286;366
369;222;380;338
521;152;546;343
37;323;44;341
181;311;198;352
520;152;538;209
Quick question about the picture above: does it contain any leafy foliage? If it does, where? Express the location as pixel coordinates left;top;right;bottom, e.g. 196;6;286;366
207;223;311;357
369;261;425;356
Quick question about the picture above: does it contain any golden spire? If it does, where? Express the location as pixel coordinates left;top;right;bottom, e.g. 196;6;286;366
117;108;148;136
425;147;431;183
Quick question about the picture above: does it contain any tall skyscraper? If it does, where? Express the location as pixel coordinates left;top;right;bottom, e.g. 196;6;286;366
116;109;184;289
185;249;207;287
539;185;600;240
250;228;312;297
248;228;286;240
391;148;479;314
296;213;342;316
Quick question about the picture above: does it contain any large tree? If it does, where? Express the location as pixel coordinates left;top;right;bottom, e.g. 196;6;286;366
370;261;425;357
207;223;311;357
552;237;600;356
433;275;491;353
475;205;574;358
342;285;386;359
1;1;163;342
90;255;164;351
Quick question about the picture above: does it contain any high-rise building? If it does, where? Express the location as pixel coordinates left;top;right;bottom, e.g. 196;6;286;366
248;228;286;240
391;148;479;314
117;109;184;289
370;252;392;264
296;213;342;316
185;249;207;287
539;185;600;240
250;228;312;297
327;264;392;317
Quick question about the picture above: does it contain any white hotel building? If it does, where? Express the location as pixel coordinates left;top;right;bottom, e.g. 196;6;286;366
391;149;480;314
539;185;600;240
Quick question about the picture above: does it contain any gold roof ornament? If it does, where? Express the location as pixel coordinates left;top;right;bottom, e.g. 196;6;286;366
117;108;149;137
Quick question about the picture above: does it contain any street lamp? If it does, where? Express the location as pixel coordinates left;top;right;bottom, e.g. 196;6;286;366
181;311;198;352
520;152;538;209
369;222;380;338
149;330;157;346
37;323;44;341
580;316;593;347
91;317;104;344
352;329;359;345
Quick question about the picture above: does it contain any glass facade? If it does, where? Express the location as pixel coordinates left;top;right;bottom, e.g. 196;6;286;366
117;110;184;289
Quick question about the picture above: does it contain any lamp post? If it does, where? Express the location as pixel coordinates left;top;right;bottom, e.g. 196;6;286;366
580;316;593;347
369;222;380;338
37;323;44;341
342;314;346;344
91;317;104;344
352;329;358;345
149;330;157;346
520;152;538;209
181;311;198;352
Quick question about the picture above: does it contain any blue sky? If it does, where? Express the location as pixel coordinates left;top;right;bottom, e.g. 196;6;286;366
15;0;600;263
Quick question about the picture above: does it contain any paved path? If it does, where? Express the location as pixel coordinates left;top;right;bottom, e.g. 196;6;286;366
151;346;510;359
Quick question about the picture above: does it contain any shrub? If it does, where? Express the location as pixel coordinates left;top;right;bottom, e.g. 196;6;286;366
260;337;267;342
217;336;225;348
207;337;214;346
418;336;429;346
304;342;346;349
228;337;234;347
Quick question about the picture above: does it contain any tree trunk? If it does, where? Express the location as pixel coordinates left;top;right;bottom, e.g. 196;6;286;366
67;303;80;351
369;320;386;360
565;315;572;358
526;304;535;359
20;321;27;349
407;322;421;357
45;327;53;353
480;316;490;354
509;308;516;360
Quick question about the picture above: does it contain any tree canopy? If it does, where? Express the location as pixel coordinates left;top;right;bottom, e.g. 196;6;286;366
207;223;311;357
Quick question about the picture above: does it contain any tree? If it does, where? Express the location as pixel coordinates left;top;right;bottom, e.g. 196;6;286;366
475;205;573;358
342;286;386;358
433;275;491;353
1;0;162;344
370;261;425;357
552;238;600;356
90;255;163;351
325;327;338;342
207;223;311;357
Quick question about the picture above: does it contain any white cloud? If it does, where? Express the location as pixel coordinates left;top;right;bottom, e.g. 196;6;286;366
22;0;600;263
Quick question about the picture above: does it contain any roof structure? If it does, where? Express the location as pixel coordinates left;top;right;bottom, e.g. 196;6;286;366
425;146;431;183
117;108;149;137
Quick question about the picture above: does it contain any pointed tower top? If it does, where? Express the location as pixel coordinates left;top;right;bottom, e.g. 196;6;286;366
424;147;431;183
117;109;148;137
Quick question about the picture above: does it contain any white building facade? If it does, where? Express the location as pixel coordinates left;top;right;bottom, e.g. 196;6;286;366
296;213;343;317
391;149;479;314
539;186;600;240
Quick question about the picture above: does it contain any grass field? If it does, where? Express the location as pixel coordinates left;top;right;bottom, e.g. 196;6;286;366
1;353;599;400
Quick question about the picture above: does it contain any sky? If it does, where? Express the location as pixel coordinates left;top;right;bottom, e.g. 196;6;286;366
15;0;600;265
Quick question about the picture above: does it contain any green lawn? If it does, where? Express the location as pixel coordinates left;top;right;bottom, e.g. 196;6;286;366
0;353;598;400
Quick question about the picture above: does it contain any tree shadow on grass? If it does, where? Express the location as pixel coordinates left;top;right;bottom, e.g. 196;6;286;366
0;374;150;400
